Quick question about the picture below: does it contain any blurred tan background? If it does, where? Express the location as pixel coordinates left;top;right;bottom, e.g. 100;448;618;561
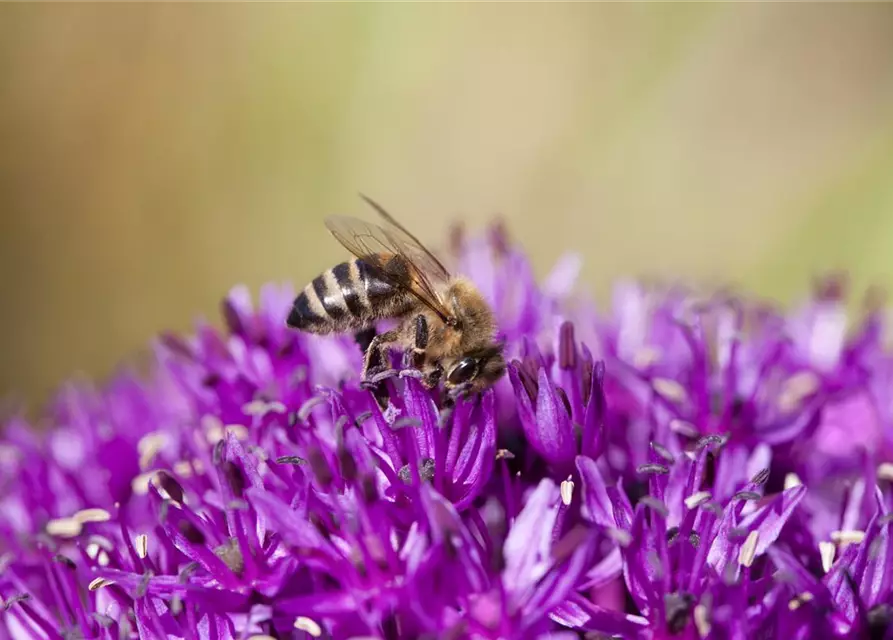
2;3;893;409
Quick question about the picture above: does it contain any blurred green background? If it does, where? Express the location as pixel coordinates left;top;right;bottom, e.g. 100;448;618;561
2;3;893;409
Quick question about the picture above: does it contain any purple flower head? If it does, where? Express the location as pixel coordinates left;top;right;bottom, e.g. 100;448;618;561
2;222;893;639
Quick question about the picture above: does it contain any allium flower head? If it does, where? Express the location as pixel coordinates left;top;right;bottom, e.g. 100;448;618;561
2;221;893;639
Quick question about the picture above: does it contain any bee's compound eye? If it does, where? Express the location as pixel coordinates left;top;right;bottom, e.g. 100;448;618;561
447;358;478;385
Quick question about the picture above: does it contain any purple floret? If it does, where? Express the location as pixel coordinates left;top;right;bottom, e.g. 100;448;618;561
2;224;893;639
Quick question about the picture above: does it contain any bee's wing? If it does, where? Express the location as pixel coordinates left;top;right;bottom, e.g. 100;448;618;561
358;194;452;281
324;214;453;323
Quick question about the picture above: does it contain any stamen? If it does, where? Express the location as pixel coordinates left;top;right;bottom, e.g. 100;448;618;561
45;518;82;538
784;473;802;490
86;538;111;566
297;397;326;422
650;442;675;464
788;592;814;611
750;468;770;486
669;419;699;438
242;399;286;416
693;604;711;636
202;415;225;443
135;534;148;560
738;531;759;567
393;417;422;429
131;471;156;496
633;347;661;368
652;378;688;404
1;594;30;611
173;459;203;477
777;371;819;413
637;463;670;476
639;496;669;518
560;478;574;506
137;432;168;470
696;434;726;450
73;508;111;524
830;529;866;546
684;491;712;510
88;578;115;591
276;456;307;466
877;463;893;482
819;541;835;573
294;616;323;637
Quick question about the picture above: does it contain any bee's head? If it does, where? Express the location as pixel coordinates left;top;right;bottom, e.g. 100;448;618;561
444;341;507;395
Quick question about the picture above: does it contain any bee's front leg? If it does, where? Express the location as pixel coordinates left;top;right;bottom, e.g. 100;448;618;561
421;364;443;389
361;329;399;380
409;315;443;388
410;314;428;368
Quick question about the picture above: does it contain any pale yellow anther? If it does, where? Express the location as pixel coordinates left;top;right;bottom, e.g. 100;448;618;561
633;347;661;368
560;478;574;506
88;577;115;591
684;491;712;510
173;460;194;478
131;471;156;496
830;530;865;546
652;378;688;404
73;508;111;524
293;616;322;637
669;419;698;437
788;592;814;611
225;425;250;440
738;531;760;568
784;473;803;490
135;534;148;559
85;538;112;566
877;462;893;482
693;604;711;636
778;371;820;413
819;541;836;573
46;518;82;538
137;432;168;470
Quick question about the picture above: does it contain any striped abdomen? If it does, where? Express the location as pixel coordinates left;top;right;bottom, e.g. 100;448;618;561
287;258;414;334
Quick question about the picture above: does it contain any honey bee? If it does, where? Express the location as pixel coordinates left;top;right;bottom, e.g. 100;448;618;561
286;195;506;395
